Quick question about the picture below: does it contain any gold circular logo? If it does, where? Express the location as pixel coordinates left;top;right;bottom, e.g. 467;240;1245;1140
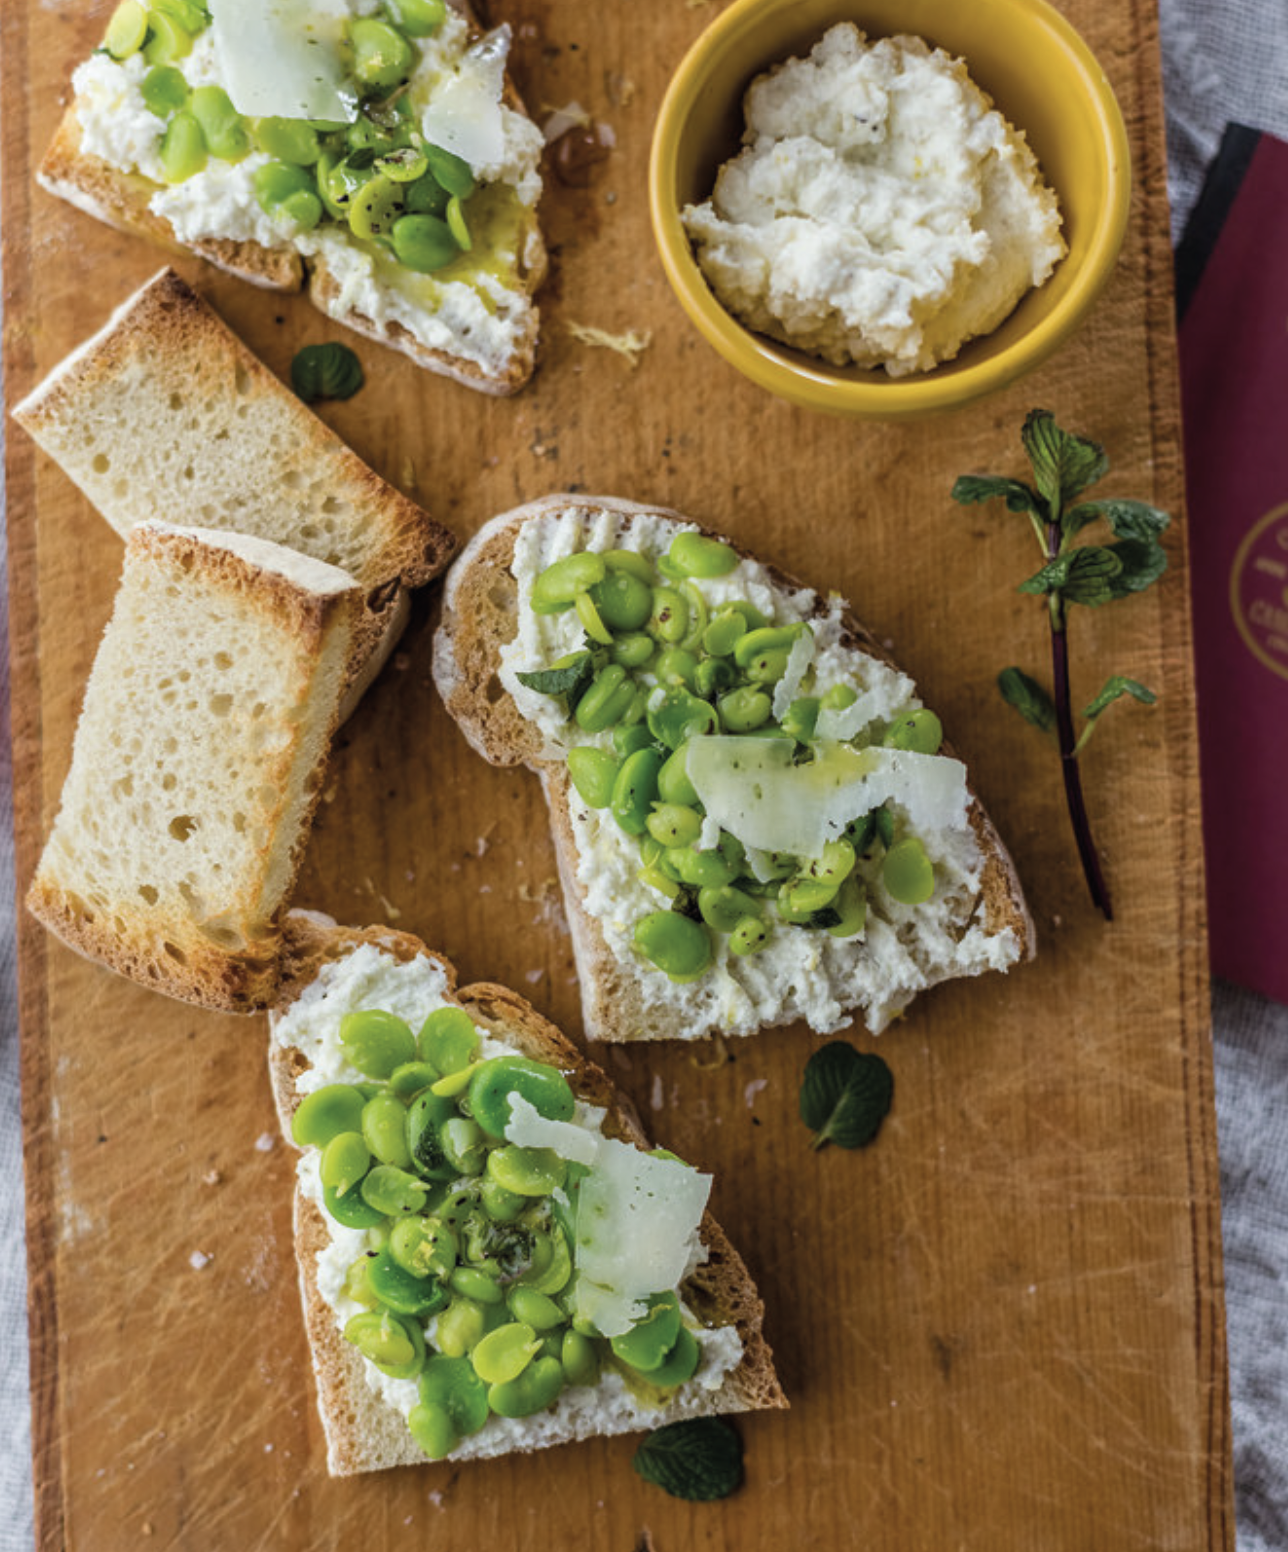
1230;501;1288;682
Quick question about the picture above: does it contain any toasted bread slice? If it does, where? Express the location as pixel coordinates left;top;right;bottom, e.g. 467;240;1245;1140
27;524;363;1012
432;495;1035;1042
38;6;546;394
13;268;455;707
268;911;787;1476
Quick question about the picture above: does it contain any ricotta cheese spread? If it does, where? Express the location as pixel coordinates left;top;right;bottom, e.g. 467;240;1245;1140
681;25;1066;377
271;942;745;1461
497;505;1025;1035
68;6;544;378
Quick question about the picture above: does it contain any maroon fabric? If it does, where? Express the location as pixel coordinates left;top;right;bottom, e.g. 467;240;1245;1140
1180;129;1288;1004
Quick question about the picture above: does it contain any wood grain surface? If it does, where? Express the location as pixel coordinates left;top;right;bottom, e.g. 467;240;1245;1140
2;1;1232;1549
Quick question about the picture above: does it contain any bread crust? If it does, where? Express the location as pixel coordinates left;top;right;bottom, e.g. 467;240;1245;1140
38;6;546;394
26;527;363;1013
269;911;787;1476
432;495;1037;1042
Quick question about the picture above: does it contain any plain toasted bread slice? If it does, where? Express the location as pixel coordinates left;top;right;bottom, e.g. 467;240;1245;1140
268;911;787;1476
13;268;455;704
432;495;1035;1043
38;5;546;394
27;524;363;1013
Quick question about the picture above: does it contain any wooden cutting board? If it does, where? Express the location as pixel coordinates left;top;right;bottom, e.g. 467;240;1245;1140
2;1;1233;1548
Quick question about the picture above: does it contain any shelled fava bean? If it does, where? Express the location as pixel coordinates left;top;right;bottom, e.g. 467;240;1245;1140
518;531;947;981
102;0;482;273
291;1006;706;1457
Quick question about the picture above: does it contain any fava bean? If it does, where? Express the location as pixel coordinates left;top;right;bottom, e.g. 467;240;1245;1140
560;1328;600;1386
291;1083;366;1148
610;746;663;836
391;212;457;271
694;657;735;699
575;664;634;732
405;1089;458;1178
702;608;748;658
781;695;820;743
140;64;188;117
610;631;654;669
698;884;762;934
417;1005;479;1074
718;685;772;732
471;1321;539;1385
407;1401;457;1459
323;1180;386;1228
647;685;717;749
591;568;653;631
467;1055;575;1137
642;1324;701;1387
613;722;655;758
647;586;689;644
320;1130;370;1198
360;1163;428;1216
652;646;699;688
188;84;249;160
389;1215;458;1279
251;116;320;165
343;1309;426;1378
424;143;476;198
574;589;613;645
440;1116;487;1176
883;836;935;904
487;1144;566;1196
827;876;868;938
488;1355;564;1418
388;1060;439;1099
821;683;858;711
883;707;944;755
419;1354;489;1434
142;12;193;64
729;916;770;955
646;803;702;848
506;1286;563;1329
667;531;738;578
610;1292;681;1371
666;846;737;889
367;1246;447;1315
450;1265;505;1305
159;111;207;183
567;746;620;808
350;17;415;90
531;552;606;612
386;0;448;36
634;910;712;981
434;1296;488;1357
104;0;147;58
654;742;696;807
480;1176;527;1223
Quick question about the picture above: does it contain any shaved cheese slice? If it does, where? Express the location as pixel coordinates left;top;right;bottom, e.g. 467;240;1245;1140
771;627;816;722
211;0;357;123
572;1140;711;1337
504;1093;602;1167
420;25;510;171
686;736;969;858
814;684;905;742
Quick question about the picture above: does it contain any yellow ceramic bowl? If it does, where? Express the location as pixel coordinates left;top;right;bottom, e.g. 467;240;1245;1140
648;0;1131;418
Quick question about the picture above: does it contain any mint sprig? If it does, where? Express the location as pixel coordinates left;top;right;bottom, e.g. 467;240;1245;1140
953;410;1171;920
799;1041;893;1152
632;1417;744;1501
291;341;365;403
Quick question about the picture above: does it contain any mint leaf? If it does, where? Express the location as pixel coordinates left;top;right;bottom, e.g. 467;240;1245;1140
1104;537;1168;597
800;1041;893;1151
1086;498;1172;543
291;342;364;403
998;667;1056;734
1021;409;1109;515
1083;675;1157;721
516;652;595;703
633;1418;744;1501
1017;545;1122;604
951;474;1043;518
